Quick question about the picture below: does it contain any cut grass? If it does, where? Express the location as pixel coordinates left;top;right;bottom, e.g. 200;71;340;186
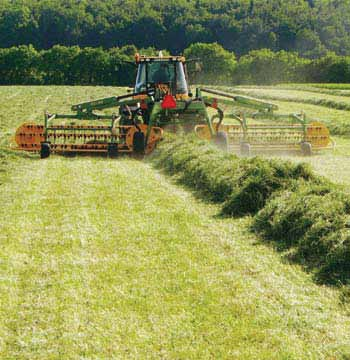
308;83;350;90
273;84;350;97
1;156;350;358
236;86;350;105
225;86;350;112
252;182;350;284
1;86;350;358
152;135;317;217
153;136;350;285
270;136;350;187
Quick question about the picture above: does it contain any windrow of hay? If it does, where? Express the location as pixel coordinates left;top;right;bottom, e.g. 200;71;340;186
152;135;316;216
231;88;350;112
152;135;350;284
252;183;350;284
276;84;350;98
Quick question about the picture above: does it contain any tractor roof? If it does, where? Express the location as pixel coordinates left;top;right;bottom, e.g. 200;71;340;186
135;53;185;63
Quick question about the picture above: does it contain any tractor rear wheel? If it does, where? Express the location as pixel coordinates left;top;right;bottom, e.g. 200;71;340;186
40;142;50;159
240;142;251;157
133;131;145;154
301;141;312;156
214;131;229;152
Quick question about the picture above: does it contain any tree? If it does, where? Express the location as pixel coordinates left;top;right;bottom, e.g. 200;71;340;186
234;49;310;85
71;47;110;85
184;43;237;84
295;29;327;59
0;45;42;85
41;45;80;84
0;0;349;56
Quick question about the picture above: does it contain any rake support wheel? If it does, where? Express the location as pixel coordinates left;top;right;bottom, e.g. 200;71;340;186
301;141;312;156
107;143;118;158
214;131;229;152
240;142;251;157
40;142;51;159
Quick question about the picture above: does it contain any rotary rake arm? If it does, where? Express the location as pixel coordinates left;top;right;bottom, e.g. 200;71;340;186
70;91;152;120
196;87;332;156
201;87;278;112
14;90;164;158
70;90;151;117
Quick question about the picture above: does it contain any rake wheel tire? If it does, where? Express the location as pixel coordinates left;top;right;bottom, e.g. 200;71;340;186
40;142;50;159
301;141;312;156
107;143;118;158
214;131;229;152
240;142;251;156
133;131;145;154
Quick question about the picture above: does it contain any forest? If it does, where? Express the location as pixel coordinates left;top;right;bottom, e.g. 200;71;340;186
0;0;350;58
0;43;349;85
1;0;350;85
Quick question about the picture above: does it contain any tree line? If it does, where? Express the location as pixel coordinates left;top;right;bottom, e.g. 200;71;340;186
0;43;349;86
0;0;350;59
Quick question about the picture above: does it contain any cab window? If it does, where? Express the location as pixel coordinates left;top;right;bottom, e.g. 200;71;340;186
135;61;188;94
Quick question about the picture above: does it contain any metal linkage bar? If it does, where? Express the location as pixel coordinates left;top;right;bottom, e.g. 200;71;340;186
201;87;278;111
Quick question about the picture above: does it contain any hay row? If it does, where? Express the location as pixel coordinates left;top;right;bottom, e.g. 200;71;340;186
152;136;350;285
232;88;350;112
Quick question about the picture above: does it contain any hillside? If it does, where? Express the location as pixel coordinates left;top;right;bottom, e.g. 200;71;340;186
0;0;350;57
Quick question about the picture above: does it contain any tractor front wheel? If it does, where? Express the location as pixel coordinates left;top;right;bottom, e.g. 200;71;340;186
214;131;229;152
40;142;50;159
133;131;145;154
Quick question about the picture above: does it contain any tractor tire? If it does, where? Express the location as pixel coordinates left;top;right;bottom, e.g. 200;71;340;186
214;131;229;152
40;142;50;159
240;142;251;157
301;141;312;156
133;131;145;154
107;143;118;158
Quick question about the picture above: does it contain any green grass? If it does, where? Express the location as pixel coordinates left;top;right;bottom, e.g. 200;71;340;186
1;86;350;358
237;86;350;105
1;156;350;358
273;84;350;97
308;83;350;90
269;136;350;186
245;83;350;96
153;136;350;284
223;86;350;112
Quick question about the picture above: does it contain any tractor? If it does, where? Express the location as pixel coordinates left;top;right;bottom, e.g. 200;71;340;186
14;52;332;157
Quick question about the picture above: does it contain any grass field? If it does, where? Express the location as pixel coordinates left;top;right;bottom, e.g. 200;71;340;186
235;86;350;105
1;86;350;358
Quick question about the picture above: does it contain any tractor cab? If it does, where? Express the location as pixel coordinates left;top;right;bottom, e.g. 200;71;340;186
134;53;189;99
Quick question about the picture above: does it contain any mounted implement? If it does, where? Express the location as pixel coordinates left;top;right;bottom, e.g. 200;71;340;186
196;87;333;156
14;52;332;158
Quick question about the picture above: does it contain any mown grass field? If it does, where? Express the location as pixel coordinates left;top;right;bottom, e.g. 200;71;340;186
1;86;350;359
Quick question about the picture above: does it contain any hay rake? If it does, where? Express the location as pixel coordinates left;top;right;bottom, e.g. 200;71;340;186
195;88;333;155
